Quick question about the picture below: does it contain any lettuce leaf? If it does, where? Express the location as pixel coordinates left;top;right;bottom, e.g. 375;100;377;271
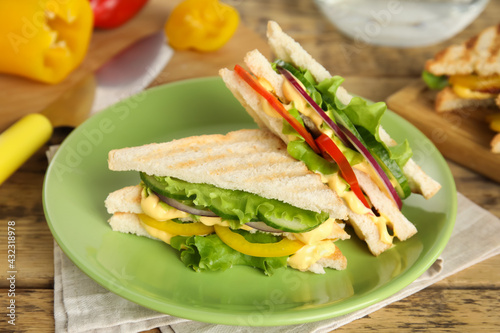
170;232;288;276
341;97;386;140
316;76;385;141
388;139;413;169
141;174;328;232
422;70;449;90
274;62;363;166
288;140;338;175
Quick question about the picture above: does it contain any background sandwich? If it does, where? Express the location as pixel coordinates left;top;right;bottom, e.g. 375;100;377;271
220;21;441;256
423;23;500;153
105;129;351;275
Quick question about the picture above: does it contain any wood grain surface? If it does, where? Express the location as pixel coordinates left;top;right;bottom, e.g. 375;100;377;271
1;0;499;332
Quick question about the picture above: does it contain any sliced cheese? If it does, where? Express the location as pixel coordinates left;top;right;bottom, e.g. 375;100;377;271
287;240;336;271
140;221;175;244
141;191;190;221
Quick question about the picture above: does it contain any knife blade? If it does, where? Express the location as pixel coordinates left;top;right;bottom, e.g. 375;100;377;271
0;30;173;185
91;30;173;114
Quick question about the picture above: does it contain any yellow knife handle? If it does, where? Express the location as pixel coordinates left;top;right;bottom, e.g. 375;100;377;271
0;113;53;185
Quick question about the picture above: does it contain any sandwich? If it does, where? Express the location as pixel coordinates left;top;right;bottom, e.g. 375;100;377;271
219;21;441;256
105;129;352;276
422;23;500;152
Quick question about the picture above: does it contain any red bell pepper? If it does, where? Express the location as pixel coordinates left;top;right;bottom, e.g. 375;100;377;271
234;65;320;154
315;134;371;211
90;0;149;29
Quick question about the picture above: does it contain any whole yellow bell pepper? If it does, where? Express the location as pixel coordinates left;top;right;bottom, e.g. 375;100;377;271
0;0;93;84
165;0;239;52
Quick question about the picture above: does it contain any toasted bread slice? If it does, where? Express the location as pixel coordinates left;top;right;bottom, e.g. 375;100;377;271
267;21;332;83
309;246;347;272
425;24;500;77
266;21;353;105
108;129;347;220
435;86;497;112
346;212;392;256
105;185;143;214
108;212;154;239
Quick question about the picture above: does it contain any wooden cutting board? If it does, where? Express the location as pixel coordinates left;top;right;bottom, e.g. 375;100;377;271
0;0;269;131
386;81;500;183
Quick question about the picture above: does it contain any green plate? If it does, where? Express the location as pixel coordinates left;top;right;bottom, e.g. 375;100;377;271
43;77;456;326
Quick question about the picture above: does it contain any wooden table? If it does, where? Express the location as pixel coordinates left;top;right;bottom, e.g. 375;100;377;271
1;0;499;331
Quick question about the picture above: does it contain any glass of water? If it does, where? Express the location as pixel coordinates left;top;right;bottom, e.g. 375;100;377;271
314;0;490;47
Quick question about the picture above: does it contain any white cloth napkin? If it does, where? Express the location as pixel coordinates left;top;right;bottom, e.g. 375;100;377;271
52;191;500;333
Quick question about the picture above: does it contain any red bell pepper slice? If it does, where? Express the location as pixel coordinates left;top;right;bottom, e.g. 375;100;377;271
315;134;371;211
234;64;320;154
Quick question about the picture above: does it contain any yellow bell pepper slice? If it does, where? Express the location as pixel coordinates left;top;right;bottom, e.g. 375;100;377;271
449;74;500;99
449;74;500;91
451;84;496;100
0;0;93;84
164;0;239;52
214;225;305;258
138;214;215;236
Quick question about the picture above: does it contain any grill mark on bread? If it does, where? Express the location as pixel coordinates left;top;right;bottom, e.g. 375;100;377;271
139;135;281;160
487;38;500;64
465;35;479;51
426;24;500;76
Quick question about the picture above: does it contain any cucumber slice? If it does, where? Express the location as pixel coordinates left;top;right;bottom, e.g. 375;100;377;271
258;212;323;233
357;127;412;199
140;173;190;200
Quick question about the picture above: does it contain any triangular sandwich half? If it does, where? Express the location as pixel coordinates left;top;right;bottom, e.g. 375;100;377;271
220;21;442;256
106;129;351;275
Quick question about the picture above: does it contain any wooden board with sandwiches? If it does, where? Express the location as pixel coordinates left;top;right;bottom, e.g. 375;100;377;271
387;23;500;183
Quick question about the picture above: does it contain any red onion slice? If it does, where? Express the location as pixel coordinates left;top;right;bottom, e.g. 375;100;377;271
278;67;351;147
338;125;403;210
154;191;218;217
245;222;284;233
279;67;403;210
